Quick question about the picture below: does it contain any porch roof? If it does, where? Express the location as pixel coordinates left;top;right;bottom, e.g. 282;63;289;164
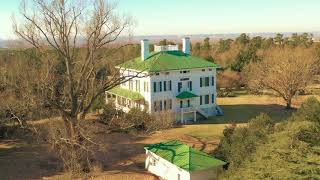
107;86;144;101
176;91;198;99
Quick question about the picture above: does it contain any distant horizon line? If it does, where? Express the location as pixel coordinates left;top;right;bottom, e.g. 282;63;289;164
2;30;320;41
132;30;320;37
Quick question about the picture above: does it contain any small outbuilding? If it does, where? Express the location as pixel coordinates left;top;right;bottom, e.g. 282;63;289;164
144;140;226;180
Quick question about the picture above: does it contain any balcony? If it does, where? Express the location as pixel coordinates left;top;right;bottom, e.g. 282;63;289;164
154;45;179;52
181;106;195;113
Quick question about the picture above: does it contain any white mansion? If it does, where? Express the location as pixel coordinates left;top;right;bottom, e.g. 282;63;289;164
106;38;222;123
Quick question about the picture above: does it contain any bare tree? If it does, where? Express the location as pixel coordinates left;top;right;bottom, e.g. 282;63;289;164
13;0;136;172
244;47;317;109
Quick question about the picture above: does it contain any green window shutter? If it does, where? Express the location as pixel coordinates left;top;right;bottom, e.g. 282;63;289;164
205;95;209;104
212;94;214;103
205;77;209;86
153;82;157;92
178;82;182;92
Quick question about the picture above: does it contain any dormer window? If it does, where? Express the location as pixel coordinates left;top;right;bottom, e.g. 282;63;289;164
165;72;170;75
209;68;212;71
156;72;160;76
202;69;205;72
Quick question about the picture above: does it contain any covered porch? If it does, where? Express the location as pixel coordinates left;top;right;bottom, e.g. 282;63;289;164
106;86;147;112
176;91;198;124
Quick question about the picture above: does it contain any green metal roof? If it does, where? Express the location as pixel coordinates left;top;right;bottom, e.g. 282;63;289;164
176;91;198;99
107;86;144;101
117;50;218;72
144;140;226;172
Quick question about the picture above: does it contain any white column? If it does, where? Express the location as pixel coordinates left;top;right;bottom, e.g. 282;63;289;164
181;110;184;124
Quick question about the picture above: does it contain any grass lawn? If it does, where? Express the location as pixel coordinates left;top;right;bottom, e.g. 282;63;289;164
203;104;293;124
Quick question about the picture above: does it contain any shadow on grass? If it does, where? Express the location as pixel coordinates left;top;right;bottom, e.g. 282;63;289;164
198;104;295;124
0;139;62;180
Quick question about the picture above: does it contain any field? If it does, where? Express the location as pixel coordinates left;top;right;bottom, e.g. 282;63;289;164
0;94;318;179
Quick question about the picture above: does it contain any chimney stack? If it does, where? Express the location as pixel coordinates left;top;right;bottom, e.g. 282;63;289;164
182;37;190;55
141;39;149;61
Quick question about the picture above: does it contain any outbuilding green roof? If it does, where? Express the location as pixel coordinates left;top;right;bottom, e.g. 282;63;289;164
107;86;144;101
176;91;198;99
117;50;218;72
144;140;226;172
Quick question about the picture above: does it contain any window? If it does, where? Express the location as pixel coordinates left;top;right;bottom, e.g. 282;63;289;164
209;68;212;71
187;100;190;107
180;101;183;108
169;81;172;91
205;77;210;87
150;157;156;166
136;80;140;92
212;94;215;104
188;81;192;91
200;77;203;87
202;69;205;72
156;72;160;76
160;101;163;111
200;96;203;105
164;81;167;91
164;100;167;110
169;99;172;109
159;82;162;92
205;95;209;104
153;82;157;92
211;76;214;86
165;72;170;75
178;82;182;92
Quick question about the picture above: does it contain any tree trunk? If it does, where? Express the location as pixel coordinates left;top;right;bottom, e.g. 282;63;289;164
286;98;292;109
61;114;90;172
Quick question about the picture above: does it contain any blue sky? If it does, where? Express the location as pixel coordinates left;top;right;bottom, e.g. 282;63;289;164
1;0;320;39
